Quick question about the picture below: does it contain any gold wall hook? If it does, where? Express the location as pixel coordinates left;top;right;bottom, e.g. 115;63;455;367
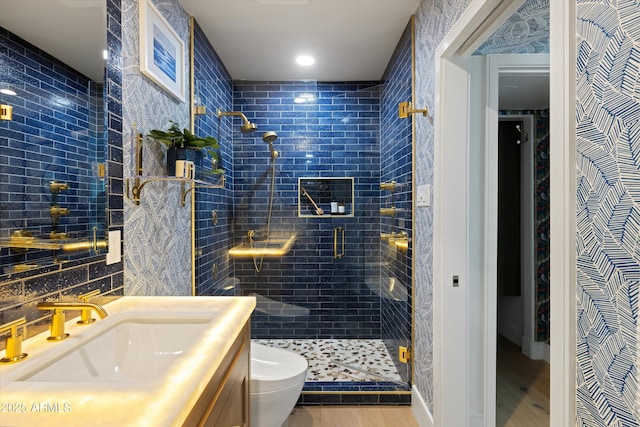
398;101;430;119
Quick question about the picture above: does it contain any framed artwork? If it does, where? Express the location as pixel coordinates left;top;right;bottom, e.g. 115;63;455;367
139;0;185;102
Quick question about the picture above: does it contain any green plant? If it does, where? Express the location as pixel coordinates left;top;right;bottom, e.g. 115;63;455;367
148;120;220;160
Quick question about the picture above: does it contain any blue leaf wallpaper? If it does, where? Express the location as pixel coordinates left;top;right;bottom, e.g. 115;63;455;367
576;0;640;424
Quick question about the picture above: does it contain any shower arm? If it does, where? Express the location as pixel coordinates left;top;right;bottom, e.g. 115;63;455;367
216;109;251;126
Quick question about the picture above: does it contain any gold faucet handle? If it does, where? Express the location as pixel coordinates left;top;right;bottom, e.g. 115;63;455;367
77;290;101;324
0;317;28;363
36;304;70;341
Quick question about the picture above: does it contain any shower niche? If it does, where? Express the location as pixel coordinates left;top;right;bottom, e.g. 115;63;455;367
298;177;354;217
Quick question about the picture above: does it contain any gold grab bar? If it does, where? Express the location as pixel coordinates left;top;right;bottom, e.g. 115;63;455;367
334;227;345;259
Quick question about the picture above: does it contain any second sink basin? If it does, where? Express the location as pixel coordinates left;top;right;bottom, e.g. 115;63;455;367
19;318;211;383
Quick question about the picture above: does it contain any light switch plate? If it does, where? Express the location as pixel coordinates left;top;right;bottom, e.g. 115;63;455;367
106;230;121;265
417;184;431;207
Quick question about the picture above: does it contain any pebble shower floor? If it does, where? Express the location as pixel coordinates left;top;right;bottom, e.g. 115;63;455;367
252;339;403;383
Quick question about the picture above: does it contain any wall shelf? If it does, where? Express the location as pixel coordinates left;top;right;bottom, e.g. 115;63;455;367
126;174;225;206
126;132;225;206
298;177;354;217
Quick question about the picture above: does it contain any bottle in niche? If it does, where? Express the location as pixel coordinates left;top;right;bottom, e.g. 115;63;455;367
338;201;345;214
331;200;338;214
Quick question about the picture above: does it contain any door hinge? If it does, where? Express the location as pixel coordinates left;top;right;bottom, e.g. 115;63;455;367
1;104;13;121
399;346;411;364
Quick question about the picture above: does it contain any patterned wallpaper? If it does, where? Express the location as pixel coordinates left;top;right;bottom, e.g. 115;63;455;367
475;0;549;55
575;1;640;424
121;0;192;296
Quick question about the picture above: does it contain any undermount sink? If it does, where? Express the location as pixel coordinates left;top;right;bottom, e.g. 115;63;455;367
20;318;211;383
0;296;256;427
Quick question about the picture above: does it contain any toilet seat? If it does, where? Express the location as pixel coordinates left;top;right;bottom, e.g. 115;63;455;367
250;342;308;393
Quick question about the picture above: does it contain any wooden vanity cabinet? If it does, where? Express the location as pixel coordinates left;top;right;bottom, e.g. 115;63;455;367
183;322;250;427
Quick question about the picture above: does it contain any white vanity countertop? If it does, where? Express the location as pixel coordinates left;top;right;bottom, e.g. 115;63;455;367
0;296;256;427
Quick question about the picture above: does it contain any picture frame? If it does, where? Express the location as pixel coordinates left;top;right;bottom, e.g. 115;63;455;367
139;0;185;102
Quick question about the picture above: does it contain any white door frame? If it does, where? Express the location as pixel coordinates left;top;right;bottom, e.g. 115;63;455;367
432;1;575;426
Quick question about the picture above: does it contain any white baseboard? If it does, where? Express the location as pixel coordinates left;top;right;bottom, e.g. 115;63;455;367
412;385;434;427
498;321;522;347
522;336;550;362
469;412;484;427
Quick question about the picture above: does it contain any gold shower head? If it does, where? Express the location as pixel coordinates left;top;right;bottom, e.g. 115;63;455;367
216;109;258;133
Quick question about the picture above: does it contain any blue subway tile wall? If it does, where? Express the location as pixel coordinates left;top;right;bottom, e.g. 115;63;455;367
192;19;235;296
0;28;106;267
379;19;413;383
233;80;383;339
0;0;124;345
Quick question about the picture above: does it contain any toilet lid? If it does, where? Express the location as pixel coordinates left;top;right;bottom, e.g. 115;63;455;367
250;342;308;392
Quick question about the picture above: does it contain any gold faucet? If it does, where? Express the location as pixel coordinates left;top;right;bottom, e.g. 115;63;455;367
37;302;108;341
0;317;28;363
76;289;101;324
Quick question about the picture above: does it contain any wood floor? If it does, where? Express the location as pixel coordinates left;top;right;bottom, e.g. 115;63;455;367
497;336;550;427
288;406;418;427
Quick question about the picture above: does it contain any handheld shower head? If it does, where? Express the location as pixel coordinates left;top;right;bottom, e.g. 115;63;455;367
262;131;279;159
262;131;278;143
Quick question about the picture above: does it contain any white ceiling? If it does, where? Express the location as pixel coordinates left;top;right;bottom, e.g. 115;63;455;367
0;0;549;109
180;0;421;81
0;0;106;82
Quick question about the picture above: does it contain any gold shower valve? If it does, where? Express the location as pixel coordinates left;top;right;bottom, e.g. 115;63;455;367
380;207;397;217
380;181;397;192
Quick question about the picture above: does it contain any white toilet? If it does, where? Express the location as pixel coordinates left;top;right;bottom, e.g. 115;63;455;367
250;342;308;427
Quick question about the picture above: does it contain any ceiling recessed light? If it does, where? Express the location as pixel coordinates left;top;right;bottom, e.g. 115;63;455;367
296;55;315;66
0;89;17;96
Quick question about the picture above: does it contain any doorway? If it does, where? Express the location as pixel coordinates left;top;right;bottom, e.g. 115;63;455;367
497;113;550;425
431;0;575;425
